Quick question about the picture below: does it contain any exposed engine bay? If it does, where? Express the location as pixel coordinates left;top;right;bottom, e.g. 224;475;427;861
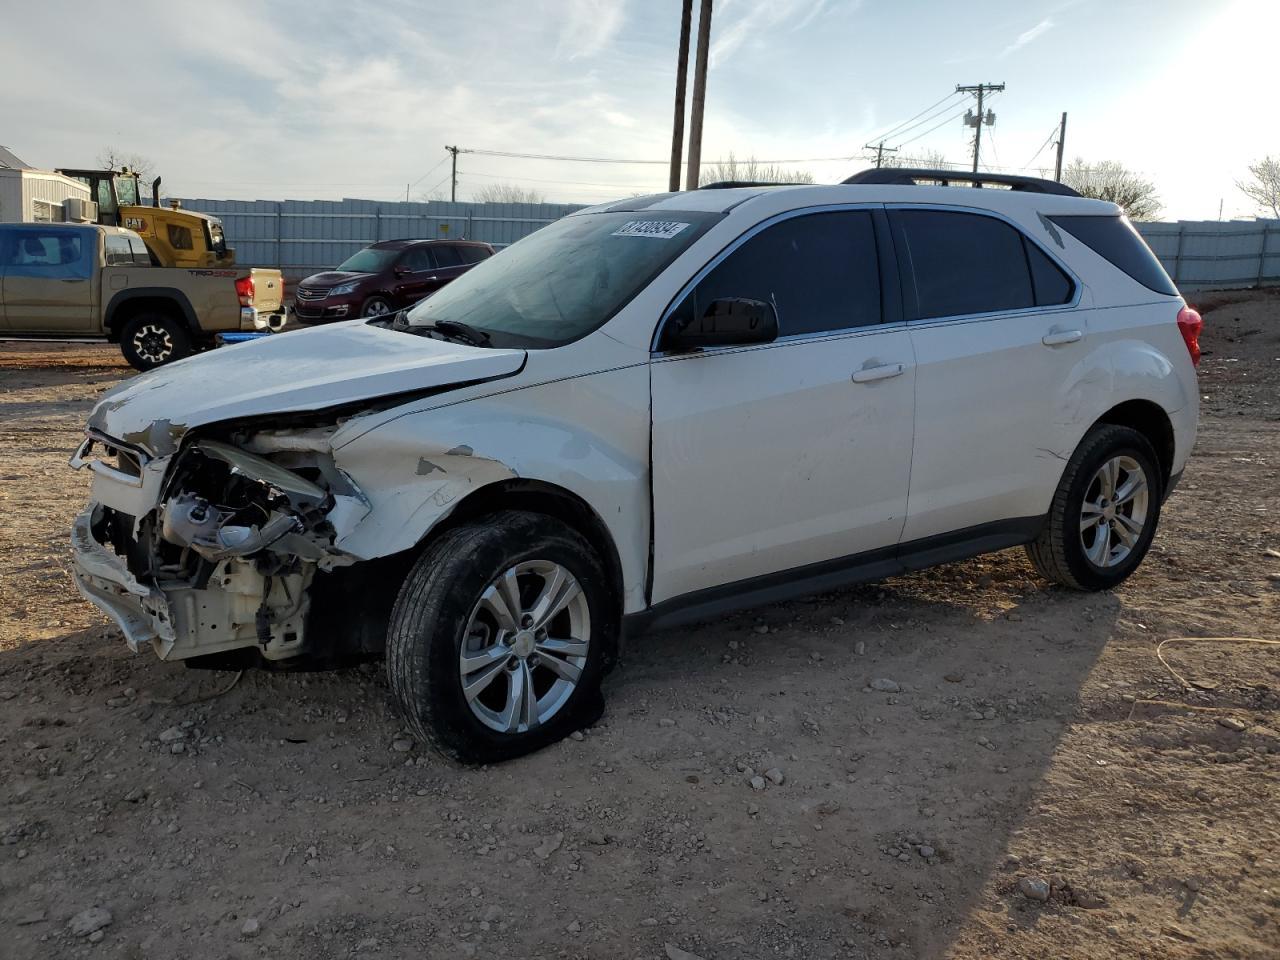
74;425;373;664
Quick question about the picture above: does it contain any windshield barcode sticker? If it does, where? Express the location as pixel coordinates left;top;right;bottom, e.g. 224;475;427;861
612;220;691;240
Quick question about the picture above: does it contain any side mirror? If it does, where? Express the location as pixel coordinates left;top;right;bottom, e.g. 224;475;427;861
663;297;778;352
393;265;410;277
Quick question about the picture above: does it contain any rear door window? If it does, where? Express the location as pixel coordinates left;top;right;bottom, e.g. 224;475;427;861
891;210;1035;320
400;247;433;272
671;210;882;338
458;245;492;264
1048;214;1177;296
2;229;92;279
430;245;464;268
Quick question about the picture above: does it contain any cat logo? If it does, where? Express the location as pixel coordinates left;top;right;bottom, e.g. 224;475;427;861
124;216;148;232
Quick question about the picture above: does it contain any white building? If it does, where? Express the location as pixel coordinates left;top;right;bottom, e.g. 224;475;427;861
0;146;93;223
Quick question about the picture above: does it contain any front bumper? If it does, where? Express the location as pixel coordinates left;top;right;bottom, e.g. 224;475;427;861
291;292;361;324
70;509;174;653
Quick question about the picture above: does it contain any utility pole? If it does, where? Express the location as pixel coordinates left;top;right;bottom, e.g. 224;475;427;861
668;0;693;192
957;82;1004;173
1053;111;1068;182
445;145;460;202
685;0;713;191
864;140;899;169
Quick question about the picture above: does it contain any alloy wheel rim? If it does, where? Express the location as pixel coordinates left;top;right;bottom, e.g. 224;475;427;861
459;560;590;734
132;324;173;364
365;300;391;316
1080;455;1149;568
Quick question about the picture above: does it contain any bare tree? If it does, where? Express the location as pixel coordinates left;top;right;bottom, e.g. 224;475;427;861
699;152;815;186
473;182;547;204
1237;156;1280;219
97;146;154;181
883;149;954;170
1062;159;1162;220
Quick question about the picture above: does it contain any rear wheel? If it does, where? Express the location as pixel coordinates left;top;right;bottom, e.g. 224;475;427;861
1026;424;1163;591
119;313;191;371
386;511;616;764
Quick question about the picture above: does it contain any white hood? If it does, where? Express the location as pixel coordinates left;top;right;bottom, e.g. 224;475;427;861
88;320;526;454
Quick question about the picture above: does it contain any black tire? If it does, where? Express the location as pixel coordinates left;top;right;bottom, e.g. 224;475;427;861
361;296;394;318
1026;424;1163;591
119;313;191;371
386;511;617;764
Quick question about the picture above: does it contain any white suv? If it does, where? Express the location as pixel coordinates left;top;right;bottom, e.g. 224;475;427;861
70;169;1202;762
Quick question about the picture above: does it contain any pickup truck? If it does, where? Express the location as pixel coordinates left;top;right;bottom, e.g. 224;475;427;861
0;222;285;370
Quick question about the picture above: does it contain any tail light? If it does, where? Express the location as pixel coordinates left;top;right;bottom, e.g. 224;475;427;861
235;275;254;307
1176;305;1203;367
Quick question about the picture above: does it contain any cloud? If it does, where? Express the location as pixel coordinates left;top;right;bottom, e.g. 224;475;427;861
1000;18;1054;57
554;0;628;60
710;0;857;66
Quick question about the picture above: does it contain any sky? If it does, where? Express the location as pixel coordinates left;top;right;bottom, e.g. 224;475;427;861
2;0;1276;220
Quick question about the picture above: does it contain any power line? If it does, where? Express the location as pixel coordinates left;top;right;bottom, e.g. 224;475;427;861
458;146;861;166
409;154;449;191
464;148;666;165
984;128;1001;171
1020;124;1061;171
462;169;660;190
876;94;970;145
895;106;971;148
419;170;454;199
863;90;964;146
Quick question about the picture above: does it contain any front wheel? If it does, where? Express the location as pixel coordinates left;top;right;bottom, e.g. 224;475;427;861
386;511;616;764
1026;424;1163;591
361;296;394;318
120;313;192;371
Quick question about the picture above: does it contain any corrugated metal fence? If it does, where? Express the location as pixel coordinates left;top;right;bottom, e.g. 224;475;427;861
175;196;1278;293
1136;220;1279;291
174;198;585;288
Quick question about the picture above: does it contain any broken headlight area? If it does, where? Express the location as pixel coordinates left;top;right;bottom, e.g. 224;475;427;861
159;440;335;565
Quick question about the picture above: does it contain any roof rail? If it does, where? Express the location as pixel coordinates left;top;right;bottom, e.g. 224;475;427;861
698;180;810;190
842;168;1080;197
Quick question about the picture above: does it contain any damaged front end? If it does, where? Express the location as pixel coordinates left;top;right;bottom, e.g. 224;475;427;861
70;426;370;664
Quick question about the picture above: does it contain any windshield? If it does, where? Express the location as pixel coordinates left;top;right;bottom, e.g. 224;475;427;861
404;210;721;347
114;175;139;206
337;247;399;273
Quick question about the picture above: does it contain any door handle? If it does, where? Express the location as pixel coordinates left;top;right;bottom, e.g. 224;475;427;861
1041;329;1083;346
851;362;906;384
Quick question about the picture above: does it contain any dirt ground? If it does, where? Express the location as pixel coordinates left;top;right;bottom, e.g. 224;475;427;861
1;292;1277;960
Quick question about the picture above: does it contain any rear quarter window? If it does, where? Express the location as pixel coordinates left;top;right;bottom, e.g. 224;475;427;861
1025;241;1074;305
1049;215;1177;296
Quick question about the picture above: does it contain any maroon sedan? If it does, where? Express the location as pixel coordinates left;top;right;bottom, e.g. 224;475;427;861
292;238;495;324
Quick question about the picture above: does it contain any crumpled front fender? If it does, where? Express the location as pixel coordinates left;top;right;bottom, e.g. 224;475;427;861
328;367;652;613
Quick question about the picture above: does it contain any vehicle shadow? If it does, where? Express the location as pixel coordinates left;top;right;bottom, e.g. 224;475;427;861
0;551;1121;960
612;553;1123;957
